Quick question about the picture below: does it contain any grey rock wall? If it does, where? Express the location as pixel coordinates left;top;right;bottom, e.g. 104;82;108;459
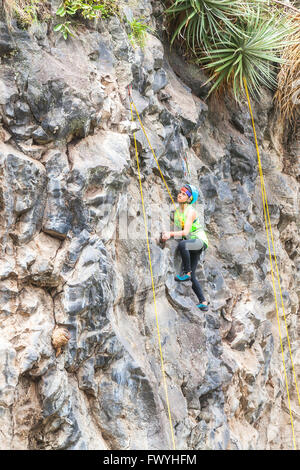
0;0;299;450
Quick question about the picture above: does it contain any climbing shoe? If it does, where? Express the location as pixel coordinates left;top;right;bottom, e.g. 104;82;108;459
175;273;191;282
197;303;209;312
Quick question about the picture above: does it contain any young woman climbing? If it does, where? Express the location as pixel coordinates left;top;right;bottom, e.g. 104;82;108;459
161;184;209;312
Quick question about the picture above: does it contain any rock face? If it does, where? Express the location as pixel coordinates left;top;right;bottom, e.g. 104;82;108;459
0;1;299;450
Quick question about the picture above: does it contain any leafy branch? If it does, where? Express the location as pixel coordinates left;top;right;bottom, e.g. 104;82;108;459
54;0;117;39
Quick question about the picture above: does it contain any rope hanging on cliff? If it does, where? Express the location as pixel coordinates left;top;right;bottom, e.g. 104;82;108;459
128;88;176;451
243;76;299;450
129;81;299;450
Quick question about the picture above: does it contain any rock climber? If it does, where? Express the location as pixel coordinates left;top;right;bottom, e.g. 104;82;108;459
161;184;209;312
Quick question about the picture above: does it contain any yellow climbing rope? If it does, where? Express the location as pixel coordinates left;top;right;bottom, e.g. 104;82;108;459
129;95;176;450
130;98;178;212
243;76;299;450
129;96;186;229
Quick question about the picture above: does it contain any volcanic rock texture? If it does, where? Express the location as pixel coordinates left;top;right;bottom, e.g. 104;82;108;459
0;0;299;450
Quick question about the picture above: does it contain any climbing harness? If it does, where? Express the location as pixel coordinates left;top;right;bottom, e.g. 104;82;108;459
128;86;176;450
244;76;299;450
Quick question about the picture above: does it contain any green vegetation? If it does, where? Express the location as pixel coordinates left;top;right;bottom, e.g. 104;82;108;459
54;0;118;39
53;20;74;39
165;0;298;101
3;0;50;28
3;0;152;52
127;18;153;49
21;0;39;24
55;0;116;21
166;0;243;52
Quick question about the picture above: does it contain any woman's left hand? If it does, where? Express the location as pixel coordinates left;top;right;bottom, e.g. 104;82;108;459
161;231;172;242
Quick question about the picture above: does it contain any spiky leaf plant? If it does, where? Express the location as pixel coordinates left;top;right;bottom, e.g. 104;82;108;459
197;8;297;100
165;1;297;101
165;0;245;52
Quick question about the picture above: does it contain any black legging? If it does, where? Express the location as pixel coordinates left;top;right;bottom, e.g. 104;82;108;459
177;239;206;303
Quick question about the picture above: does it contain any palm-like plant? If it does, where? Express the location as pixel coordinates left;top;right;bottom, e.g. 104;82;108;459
166;0;245;51
197;8;296;100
